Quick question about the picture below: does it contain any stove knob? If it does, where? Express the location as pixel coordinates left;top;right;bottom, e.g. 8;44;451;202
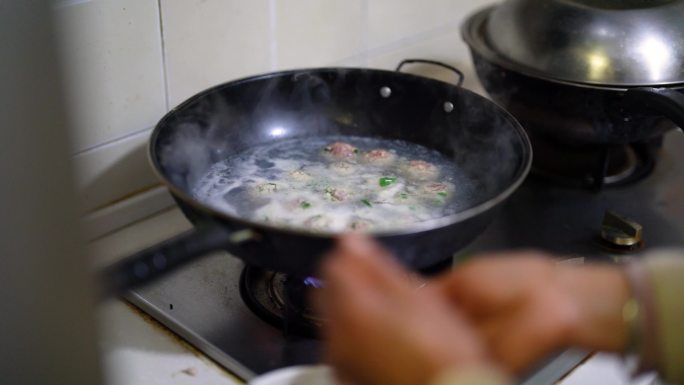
601;211;642;247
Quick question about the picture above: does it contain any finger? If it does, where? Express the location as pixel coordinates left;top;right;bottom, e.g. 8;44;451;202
319;250;389;322
484;301;578;373
332;370;359;385
315;245;352;312
337;233;392;260
433;255;549;314
320;257;392;385
468;314;533;373
318;235;389;287
335;234;414;292
336;234;399;274
319;263;383;370
431;273;515;318
321;242;382;296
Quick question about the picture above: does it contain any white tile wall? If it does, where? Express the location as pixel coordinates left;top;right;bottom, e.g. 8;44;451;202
72;129;157;212
160;0;271;107
54;0;166;153
367;0;491;49
54;0;495;216
274;0;364;69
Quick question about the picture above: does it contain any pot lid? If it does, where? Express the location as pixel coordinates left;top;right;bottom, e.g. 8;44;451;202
464;0;684;87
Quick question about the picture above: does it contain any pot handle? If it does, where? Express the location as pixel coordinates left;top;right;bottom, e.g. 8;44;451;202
101;224;258;297
624;87;684;131
395;59;464;87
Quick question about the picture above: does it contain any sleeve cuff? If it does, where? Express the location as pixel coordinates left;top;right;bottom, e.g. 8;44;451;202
429;366;512;385
639;250;684;383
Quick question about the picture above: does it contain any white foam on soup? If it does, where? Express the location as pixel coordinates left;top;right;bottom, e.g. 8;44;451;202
192;135;475;233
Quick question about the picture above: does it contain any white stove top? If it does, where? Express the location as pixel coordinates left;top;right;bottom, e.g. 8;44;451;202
91;130;684;385
94;208;660;385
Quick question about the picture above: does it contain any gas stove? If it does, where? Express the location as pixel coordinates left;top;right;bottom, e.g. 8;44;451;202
126;131;684;384
527;129;661;190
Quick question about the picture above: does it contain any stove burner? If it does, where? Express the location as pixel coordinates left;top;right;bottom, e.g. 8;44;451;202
239;260;448;339
239;266;321;338
303;277;324;288
528;132;661;189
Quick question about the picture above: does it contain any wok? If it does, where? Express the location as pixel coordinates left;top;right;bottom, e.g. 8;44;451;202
104;60;532;295
463;6;684;145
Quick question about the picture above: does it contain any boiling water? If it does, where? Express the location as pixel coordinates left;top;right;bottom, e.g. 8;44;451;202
193;136;475;233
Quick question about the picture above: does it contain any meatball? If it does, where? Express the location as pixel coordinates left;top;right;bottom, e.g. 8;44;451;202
422;182;451;194
402;160;439;181
304;215;333;230
324;187;351;202
323;142;357;159
283;197;314;211
363;149;396;166
420;182;453;203
254;182;279;194
329;161;356;176
288;169;312;181
348;218;375;232
393;191;418;205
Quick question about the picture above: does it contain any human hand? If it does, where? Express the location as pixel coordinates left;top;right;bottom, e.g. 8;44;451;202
434;252;631;373
316;235;495;385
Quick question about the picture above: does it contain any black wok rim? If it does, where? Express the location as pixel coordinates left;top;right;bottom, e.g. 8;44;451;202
462;6;684;91
148;67;533;238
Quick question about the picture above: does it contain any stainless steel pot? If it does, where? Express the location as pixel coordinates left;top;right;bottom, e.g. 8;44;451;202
482;0;684;87
462;1;684;145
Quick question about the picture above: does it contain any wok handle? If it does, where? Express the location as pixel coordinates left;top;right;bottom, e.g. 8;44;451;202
101;225;256;297
395;59;464;87
624;87;684;131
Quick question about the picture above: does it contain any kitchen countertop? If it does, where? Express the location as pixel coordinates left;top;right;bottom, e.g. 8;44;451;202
93;208;241;385
92;208;659;385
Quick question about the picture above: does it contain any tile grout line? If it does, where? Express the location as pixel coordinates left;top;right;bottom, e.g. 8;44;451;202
157;0;170;111
73;126;153;157
53;0;92;9
268;0;278;70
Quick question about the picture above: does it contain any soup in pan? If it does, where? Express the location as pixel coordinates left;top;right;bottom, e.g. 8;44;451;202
193;136;475;232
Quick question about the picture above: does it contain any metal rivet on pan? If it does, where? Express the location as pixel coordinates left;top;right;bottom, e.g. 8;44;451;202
380;86;392;98
444;101;454;113
134;261;149;278
152;253;167;269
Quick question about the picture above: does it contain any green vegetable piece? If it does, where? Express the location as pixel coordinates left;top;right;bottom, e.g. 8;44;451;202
301;201;312;209
379;177;397;187
437;191;447;197
361;199;372;207
399;193;408;199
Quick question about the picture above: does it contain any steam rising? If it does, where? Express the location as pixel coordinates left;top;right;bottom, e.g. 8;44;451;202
154;68;528;221
192;135;475;232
